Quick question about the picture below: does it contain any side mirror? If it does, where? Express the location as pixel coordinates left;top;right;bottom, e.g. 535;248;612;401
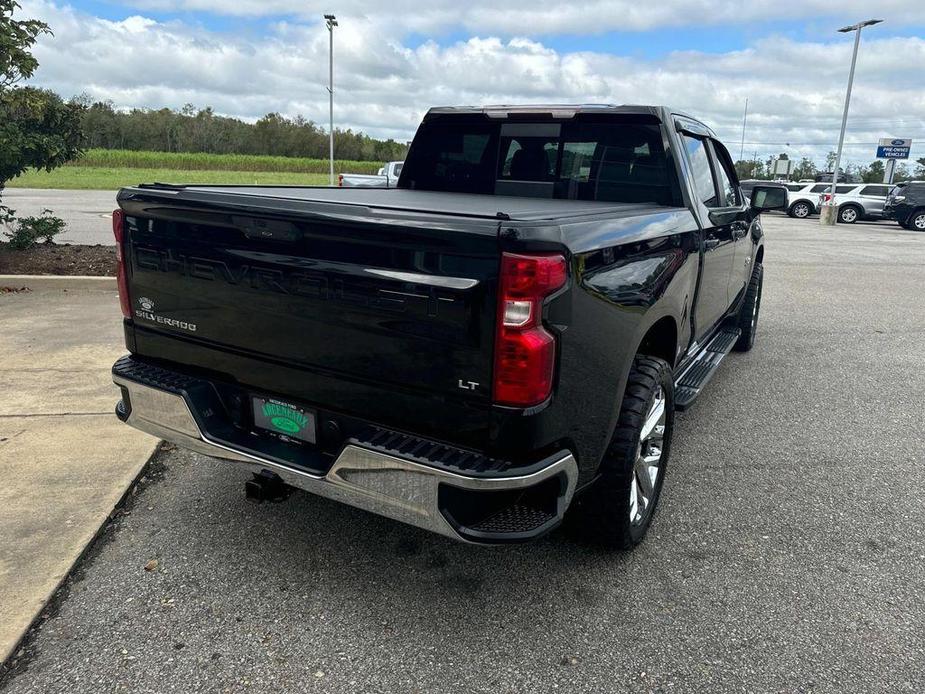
750;185;788;212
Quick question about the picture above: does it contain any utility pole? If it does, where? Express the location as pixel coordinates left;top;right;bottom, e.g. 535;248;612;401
325;14;338;186
884;158;896;184
739;98;748;162
822;18;882;225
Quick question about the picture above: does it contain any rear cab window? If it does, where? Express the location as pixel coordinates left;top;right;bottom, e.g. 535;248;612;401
399;113;683;206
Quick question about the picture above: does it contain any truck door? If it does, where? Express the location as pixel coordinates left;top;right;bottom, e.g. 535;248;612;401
707;139;751;306
680;134;737;342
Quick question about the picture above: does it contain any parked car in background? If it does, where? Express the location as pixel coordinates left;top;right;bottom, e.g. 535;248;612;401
817;183;891;224
338;160;404;187
782;182;830;219
884;181;925;231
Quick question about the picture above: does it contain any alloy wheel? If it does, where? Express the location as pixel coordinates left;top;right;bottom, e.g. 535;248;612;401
913;213;925;231
629;387;666;525
840;207;858;223
793;203;809;218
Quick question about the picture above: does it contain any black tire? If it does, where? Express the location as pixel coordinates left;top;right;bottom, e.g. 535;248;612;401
909;209;925;232
838;205;861;224
788;201;811;219
734;263;763;352
568;355;674;549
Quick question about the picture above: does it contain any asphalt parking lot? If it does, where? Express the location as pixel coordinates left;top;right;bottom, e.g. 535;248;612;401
2;215;923;693
1;189;117;246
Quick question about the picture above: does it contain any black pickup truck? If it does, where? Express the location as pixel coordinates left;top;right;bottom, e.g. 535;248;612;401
112;105;786;549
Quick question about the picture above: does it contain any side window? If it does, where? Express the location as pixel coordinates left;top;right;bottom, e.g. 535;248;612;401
860;185;889;197
810;184;831;193
710;141;740;207
835;185;857;194
683;136;717;207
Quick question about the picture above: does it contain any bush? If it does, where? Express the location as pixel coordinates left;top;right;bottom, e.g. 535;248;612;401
3;208;66;249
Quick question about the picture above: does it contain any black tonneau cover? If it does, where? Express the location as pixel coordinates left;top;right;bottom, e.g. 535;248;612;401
122;184;676;223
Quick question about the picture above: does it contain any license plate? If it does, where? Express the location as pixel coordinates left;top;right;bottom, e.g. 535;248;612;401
252;397;316;444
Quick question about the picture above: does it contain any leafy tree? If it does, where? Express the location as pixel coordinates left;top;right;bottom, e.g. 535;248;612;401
862;160;885;183
914;157;925;179
735;159;764;180
1;1;83;227
790;157;817;181
0;0;45;89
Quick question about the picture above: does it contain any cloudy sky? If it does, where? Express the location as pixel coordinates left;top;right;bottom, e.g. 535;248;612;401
21;0;925;169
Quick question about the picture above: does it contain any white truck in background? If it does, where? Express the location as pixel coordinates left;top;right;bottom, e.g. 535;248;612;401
338;161;404;187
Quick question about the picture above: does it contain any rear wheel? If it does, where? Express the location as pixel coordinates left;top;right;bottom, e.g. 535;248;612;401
910;210;925;232
788;201;811;218
569;356;674;549
838;205;861;224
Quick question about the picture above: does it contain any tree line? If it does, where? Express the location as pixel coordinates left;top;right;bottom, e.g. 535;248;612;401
74;98;408;163
735;151;925;184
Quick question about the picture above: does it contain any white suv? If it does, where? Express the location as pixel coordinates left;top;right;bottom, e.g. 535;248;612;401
816;183;892;224
784;182;833;218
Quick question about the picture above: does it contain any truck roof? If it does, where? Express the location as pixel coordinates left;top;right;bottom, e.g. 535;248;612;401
424;104;714;135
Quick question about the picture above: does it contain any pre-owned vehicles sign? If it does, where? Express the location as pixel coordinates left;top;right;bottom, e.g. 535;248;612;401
877;138;911;159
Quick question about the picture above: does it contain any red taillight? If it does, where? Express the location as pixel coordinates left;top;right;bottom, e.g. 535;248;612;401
112;208;131;319
493;252;567;407
338;174;344;187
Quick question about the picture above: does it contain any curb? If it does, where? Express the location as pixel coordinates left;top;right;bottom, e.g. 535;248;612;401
0;275;116;291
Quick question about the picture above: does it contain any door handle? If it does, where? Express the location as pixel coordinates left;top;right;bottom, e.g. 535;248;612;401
704;237;720;250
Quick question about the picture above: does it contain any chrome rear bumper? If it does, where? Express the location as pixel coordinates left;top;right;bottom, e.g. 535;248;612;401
113;374;578;542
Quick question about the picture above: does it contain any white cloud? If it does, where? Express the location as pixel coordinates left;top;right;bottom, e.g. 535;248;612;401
121;0;925;35
20;0;925;167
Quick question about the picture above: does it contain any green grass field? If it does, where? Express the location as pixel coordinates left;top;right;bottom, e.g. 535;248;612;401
7;167;334;190
72;149;382;174
6;149;383;190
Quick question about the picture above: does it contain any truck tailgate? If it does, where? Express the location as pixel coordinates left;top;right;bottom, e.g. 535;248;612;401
119;189;502;444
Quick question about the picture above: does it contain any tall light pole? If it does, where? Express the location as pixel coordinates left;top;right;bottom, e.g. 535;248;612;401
739;97;748;162
821;18;882;225
325;14;338;186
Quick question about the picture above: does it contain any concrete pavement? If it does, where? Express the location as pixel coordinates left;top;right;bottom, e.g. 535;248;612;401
0;277;157;664
2;190;117;246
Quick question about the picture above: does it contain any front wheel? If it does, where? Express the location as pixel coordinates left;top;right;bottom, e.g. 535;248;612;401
910;210;925;232
569;356;674;549
789;201;811;219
